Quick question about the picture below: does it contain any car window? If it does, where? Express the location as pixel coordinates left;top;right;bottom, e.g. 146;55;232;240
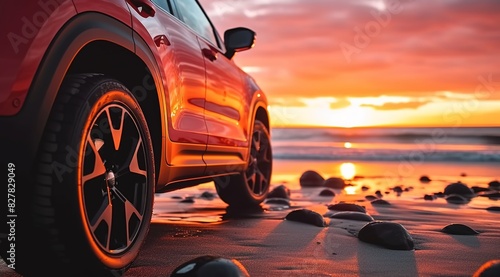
173;0;218;46
151;0;172;13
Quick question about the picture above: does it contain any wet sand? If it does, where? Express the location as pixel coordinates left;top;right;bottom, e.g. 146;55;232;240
2;160;500;276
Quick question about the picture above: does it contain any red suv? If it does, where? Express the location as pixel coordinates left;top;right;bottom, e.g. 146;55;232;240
0;0;272;275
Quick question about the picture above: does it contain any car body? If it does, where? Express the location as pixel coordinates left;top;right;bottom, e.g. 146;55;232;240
0;0;272;275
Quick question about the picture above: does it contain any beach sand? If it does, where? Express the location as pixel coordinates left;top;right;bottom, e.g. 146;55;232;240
2;160;499;276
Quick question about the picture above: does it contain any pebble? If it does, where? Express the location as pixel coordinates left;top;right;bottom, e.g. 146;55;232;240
319;189;336;196
444;181;475;198
473;260;500;277
365;195;378;201
419;175;431;183
357;221;414;250
329;211;374;222
300;170;325;187
264;198;291;206
200;191;216;200
375;190;383;198
267;184;291;199
171;255;250;277
488;180;500;190
327;203;367;213
441;223;479;235
323;177;346;189
371;199;391;206
393;186;403;193
486;206;500;212
424;194;436;201
361;185;370;191
285;209;326;227
471;186;491;194
445;194;470;204
180;198;195;203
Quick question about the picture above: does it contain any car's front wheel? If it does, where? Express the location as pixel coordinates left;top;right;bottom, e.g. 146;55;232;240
23;74;155;276
215;120;272;207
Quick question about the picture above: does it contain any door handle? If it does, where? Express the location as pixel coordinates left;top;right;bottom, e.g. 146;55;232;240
128;0;156;18
202;48;217;62
154;35;171;47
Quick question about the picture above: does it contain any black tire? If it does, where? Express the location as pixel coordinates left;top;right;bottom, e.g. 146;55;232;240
215;120;272;207
20;74;155;276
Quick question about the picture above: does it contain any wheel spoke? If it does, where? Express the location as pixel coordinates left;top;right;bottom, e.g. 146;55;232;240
111;186;143;247
82;136;107;184
106;107;126;151
89;195;113;250
129;137;147;177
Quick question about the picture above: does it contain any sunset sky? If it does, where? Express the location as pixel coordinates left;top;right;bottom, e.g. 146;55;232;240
200;0;500;128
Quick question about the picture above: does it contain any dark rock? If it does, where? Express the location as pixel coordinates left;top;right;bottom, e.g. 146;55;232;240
365;195;378;201
180;198;195;203
441;223;479;235
200;191;216;200
444;181;474;198
300;170;325;187
375;190;383;198
445;194;470;204
403;188;410;192
327;203;366;213
323;177;346;189
471;186;491;194
460;172;467;177
434;192;445;198
171;255;250;277
285;209;326;227
361;185;370;191
358;221;414;250
488;180;500;190
486;206;500;212
393;186;403;193
419;175;431;183
473;260;500;277
267;184;291;199
264;198;291;206
329;211;374;222
384;191;390;195
371;199;391;206
319;189;335;196
424;194;436;201
487;192;500;199
171;196;183;199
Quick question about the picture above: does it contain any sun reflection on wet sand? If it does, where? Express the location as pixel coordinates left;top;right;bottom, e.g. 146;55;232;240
340;162;356;180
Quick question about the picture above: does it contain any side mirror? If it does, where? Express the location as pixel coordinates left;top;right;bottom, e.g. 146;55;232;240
224;27;256;59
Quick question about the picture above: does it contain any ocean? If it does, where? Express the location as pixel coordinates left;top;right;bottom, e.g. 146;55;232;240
270;127;500;163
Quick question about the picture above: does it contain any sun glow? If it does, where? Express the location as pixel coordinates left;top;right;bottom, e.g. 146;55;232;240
340;162;356;180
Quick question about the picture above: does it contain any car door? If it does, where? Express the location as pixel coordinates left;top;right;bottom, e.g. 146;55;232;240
173;0;250;167
128;0;209;170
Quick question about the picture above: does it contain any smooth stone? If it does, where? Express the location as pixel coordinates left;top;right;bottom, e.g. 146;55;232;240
473;260;500;277
445;194;470;204
319;189;335;196
371;199;391;206
471;186;491;194
434;192;445;198
419;175;431;183
365;195;378;201
393;186;403;193
375;190;383;197
488;180;500;190
171;255;250;277
329;211;374;222
486;206;500;212
200;191;216;200
323;177;346;189
444;181;475;198
300;170;325;187
361;185;370;191
487;192;500;199
460;172;467;177
358;221;414;250
327;203;366;213
424;194;436;201
267;184;291;199
285;209;326;227
171;196;183;199
180;198;195;203
441;223;479;235
264;198;291;206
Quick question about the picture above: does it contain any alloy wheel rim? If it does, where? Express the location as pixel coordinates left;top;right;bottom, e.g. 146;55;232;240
245;128;272;196
80;103;148;254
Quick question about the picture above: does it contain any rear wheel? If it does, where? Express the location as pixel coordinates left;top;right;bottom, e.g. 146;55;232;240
215;120;272;207
21;74;155;276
